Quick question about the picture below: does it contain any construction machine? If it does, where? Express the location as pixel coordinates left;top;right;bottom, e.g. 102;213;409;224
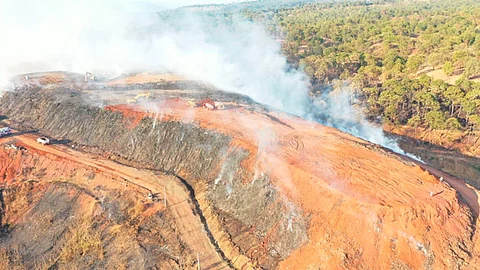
127;93;151;103
84;72;95;82
186;99;198;107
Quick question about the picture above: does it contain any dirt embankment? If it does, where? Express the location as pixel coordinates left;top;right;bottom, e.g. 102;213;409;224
385;125;480;189
0;86;306;269
1;79;480;269
0;143;198;269
385;125;480;158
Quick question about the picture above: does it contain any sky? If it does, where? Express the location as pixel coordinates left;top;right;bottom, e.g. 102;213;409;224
110;0;251;10
154;0;250;8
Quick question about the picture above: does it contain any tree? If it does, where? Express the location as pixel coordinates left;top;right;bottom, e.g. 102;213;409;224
468;115;480;132
407;115;422;128
461;99;476;125
245;0;480;132
427;53;444;69
443;86;464;116
430;79;448;94
414;90;441;116
453;50;469;68
406;55;425;73
464;59;480;79
445;117;461;130
383;50;403;70
455;76;473;90
443;61;454;76
378;85;405;124
425;110;446;129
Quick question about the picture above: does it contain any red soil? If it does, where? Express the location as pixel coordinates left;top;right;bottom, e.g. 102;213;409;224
107;73;185;85
106;99;480;269
0;132;230;269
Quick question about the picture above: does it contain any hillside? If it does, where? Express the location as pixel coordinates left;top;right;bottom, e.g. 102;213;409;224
0;73;479;269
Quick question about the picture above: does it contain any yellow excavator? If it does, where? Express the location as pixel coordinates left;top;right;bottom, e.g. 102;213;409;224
84;72;95;82
127;93;151;103
186;99;198;107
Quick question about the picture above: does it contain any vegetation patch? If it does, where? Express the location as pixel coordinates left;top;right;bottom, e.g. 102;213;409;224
59;215;104;264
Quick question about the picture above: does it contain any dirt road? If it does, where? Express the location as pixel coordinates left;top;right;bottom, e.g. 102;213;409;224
0;131;230;269
417;161;480;217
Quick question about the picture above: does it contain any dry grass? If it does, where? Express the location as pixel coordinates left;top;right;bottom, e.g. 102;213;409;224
33;255;57;270
4;186;30;224
106;223;136;251
1;215;104;270
103;225;134;270
0;249;10;270
424;69;480;85
112;225;136;252
59;215;104;263
107;73;184;85
126;198;145;226
52;177;89;189
108;224;124;235
0;248;25;270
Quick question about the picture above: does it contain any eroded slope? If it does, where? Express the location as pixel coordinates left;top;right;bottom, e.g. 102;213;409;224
0;143;200;269
1;75;480;269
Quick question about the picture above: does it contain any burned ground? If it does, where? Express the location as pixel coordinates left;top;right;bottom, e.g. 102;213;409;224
0;74;479;269
0;178;193;270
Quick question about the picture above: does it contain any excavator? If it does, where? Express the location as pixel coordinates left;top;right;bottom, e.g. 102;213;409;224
84;72;95;82
127;93;151;103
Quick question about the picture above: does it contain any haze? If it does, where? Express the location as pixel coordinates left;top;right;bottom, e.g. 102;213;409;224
0;0;407;154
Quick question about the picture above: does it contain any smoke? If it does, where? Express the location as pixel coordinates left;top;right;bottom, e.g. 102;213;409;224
310;82;421;158
0;0;309;116
0;1;164;77
0;0;409;155
311;83;400;150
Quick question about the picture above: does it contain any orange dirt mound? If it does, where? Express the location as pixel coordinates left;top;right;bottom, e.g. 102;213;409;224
105;98;480;269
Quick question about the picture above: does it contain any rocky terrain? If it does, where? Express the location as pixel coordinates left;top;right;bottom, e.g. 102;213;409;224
0;72;479;269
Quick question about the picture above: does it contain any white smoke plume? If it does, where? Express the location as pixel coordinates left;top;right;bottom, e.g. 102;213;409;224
311;82;421;159
311;83;405;153
0;0;309;116
0;0;408;155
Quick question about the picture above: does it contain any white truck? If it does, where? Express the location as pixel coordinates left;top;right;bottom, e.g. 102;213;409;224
37;137;50;145
0;127;12;137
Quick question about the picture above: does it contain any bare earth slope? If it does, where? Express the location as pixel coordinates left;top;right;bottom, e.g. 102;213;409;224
0;137;200;269
0;131;231;269
1;73;479;269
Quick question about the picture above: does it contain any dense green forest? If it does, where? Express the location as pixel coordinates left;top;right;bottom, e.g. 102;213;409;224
241;0;480;131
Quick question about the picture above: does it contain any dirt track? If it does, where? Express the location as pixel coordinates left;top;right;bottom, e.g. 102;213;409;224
417;162;480;216
0;130;230;270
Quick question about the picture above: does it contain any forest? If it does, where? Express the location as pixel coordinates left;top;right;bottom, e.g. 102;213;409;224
240;0;480;131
